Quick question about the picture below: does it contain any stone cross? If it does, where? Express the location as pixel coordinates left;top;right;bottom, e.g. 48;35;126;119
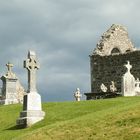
24;51;40;92
124;61;132;73
122;61;135;96
6;62;13;73
17;50;45;127
110;81;117;92
135;78;140;88
74;88;82;101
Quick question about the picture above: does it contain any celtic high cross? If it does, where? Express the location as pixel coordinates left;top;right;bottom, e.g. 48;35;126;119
24;51;40;93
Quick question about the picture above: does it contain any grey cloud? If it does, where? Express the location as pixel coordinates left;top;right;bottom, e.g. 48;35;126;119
0;0;140;101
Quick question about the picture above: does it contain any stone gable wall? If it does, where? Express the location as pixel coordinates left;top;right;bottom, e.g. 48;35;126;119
93;24;136;56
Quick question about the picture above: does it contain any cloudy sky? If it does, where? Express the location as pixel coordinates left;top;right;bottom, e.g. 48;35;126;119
0;0;140;102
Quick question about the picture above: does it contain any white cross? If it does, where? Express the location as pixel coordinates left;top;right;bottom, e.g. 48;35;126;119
124;61;132;73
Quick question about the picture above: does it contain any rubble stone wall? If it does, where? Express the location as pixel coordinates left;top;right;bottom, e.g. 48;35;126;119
90;50;140;93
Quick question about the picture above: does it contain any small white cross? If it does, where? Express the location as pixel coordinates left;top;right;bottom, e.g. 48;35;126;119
124;61;132;73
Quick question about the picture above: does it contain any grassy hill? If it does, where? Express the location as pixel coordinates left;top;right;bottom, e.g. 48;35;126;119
0;97;140;140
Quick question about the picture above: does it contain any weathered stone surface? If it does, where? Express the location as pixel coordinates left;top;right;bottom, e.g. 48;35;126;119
17;51;45;128
90;50;140;95
16;80;25;103
24;51;40;93
0;62;24;105
93;24;136;56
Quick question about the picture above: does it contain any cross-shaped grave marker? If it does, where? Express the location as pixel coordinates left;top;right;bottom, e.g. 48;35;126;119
24;51;40;92
6;62;13;73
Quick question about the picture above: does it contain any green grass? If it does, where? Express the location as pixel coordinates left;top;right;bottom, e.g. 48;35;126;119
0;97;140;140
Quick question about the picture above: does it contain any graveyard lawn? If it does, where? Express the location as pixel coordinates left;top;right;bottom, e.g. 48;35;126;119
0;97;140;140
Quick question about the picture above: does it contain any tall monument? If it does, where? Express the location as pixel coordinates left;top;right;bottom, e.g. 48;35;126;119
17;51;45;127
0;62;24;105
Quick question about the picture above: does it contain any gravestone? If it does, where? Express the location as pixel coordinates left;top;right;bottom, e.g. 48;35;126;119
122;61;135;96
135;78;140;95
0;62;24;105
110;81;117;93
17;51;45;127
100;83;107;92
74;88;82;101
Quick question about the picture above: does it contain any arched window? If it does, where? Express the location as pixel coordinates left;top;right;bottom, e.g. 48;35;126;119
111;48;120;55
126;49;130;53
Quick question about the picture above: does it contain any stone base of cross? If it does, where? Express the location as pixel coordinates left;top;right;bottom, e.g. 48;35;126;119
17;92;45;127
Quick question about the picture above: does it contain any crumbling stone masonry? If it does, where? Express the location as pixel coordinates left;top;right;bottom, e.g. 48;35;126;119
85;24;140;100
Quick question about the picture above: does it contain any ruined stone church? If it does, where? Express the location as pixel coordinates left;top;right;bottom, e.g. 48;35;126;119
85;24;140;100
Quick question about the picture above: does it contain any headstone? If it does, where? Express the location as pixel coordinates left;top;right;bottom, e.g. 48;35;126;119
122;61;135;96
74;88;82;101
135;78;140;95
110;81;117;92
0;62;24;105
100;83;107;92
17;51;45;127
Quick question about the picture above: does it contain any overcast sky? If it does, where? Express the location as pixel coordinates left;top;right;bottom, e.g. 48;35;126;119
0;0;140;102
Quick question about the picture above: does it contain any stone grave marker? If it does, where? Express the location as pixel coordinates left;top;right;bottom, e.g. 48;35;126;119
0;62;24;105
135;78;140;95
122;61;135;96
17;51;45;127
74;88;82;101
